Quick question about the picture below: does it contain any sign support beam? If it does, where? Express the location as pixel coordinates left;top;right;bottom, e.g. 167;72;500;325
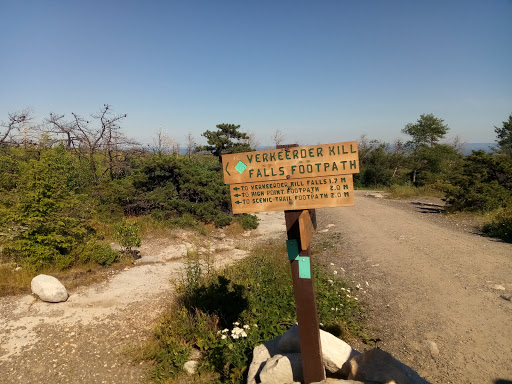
285;209;325;384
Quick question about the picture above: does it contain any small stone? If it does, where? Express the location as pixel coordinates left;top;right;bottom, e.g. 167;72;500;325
491;284;506;291
183;360;198;375
424;340;439;357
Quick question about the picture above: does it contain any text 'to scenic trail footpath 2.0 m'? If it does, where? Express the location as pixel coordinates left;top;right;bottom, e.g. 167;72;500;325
222;141;359;214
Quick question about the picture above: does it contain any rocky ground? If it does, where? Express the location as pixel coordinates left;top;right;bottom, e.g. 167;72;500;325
1;192;511;384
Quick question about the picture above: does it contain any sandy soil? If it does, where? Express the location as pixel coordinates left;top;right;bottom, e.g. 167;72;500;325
314;191;512;384
0;212;286;384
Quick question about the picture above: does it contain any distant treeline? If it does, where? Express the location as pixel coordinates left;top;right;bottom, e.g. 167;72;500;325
0;107;511;273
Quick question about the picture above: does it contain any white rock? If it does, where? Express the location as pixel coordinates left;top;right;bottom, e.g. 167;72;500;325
259;353;303;384
183;360;198;375
247;336;282;384
491;284;506;291
31;274;68;303
278;324;358;373
320;329;358;373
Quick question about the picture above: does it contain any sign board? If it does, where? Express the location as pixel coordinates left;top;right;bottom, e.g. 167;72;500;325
299;210;315;251
230;174;354;214
222;141;359;184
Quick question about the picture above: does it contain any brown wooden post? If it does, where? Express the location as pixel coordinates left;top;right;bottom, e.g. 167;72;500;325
285;209;325;383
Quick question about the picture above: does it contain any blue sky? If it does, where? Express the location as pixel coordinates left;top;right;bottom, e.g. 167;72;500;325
1;1;511;147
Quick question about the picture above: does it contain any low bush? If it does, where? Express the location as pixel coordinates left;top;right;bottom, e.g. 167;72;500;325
113;220;141;254
482;208;512;242
236;214;259;230
140;241;364;383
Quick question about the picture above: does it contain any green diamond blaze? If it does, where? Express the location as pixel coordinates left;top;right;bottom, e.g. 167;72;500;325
235;161;247;174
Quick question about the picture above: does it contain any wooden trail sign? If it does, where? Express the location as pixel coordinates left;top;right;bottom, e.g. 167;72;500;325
222;141;360;384
222;141;359;185
230;174;354;214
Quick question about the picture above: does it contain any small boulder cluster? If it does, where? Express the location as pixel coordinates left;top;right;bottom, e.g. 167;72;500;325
248;324;430;384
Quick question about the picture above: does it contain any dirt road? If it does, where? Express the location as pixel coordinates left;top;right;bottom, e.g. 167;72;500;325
316;191;512;384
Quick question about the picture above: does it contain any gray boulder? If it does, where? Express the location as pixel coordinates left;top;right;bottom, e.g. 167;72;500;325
247;335;282;384
259;353;303;384
278;324;358;373
31;274;68;303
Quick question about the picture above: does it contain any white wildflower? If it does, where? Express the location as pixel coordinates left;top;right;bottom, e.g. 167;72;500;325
330;263;334;266
233;322;240;326
333;270;338;275
222;329;229;333
221;334;227;340
327;279;333;284
243;324;250;329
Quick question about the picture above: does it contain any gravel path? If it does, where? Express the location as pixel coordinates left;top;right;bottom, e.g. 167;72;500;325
315;191;512;384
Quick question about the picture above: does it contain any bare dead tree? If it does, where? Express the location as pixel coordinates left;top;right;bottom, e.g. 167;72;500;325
152;128;178;156
185;133;196;158
244;131;260;150
1;109;33;145
272;129;286;148
72;104;128;184
44;113;80;150
450;135;467;154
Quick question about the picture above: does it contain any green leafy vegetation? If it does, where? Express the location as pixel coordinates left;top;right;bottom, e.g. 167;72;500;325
0;108;258;291
114;220;142;254
136;241;364;383
196;123;253;160
354;112;512;242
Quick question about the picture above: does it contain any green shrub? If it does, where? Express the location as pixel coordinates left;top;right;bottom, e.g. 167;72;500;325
236;214;259;230
214;213;232;227
71;240;120;267
113;221;141;253
482;209;512;242
144;241;364;383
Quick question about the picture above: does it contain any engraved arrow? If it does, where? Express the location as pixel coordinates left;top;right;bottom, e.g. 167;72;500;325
234;193;241;197
233;187;240;191
235;201;242;205
225;162;231;176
